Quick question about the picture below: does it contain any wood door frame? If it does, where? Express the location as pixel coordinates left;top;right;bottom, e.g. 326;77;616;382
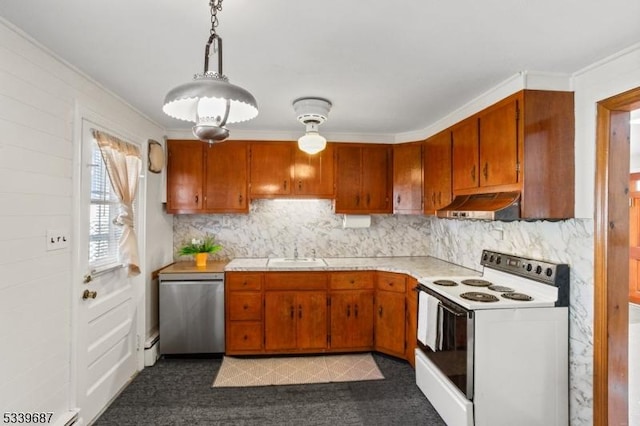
594;86;640;425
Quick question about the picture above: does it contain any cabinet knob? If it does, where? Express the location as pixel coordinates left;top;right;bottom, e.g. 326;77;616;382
283;180;288;190
346;304;351;317
238;194;243;205
195;194;199;204
396;194;401;205
483;162;489;180
378;306;383;317
355;195;360;206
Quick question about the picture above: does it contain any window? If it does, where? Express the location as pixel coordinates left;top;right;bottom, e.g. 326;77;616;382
89;137;122;269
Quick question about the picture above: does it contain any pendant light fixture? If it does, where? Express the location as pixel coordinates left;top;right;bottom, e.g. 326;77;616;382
293;97;332;155
162;0;258;142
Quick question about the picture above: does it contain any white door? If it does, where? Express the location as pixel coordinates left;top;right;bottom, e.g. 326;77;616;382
74;118;139;424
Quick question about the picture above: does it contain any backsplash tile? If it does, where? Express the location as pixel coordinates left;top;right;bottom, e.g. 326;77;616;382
174;199;432;260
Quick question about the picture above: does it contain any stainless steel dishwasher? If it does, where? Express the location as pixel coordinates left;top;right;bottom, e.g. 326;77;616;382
159;272;225;354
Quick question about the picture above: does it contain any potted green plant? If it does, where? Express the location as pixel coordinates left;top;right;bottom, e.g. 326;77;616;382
178;234;222;267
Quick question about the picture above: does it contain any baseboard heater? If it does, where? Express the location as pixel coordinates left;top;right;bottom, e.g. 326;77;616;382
144;332;160;367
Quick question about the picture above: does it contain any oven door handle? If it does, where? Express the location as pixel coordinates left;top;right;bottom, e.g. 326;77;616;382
439;303;467;317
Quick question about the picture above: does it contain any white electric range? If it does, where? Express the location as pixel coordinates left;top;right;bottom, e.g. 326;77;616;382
415;250;570;426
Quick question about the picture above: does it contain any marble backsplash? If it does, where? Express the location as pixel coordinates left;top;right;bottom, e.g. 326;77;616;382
173;199;432;259
173;200;594;425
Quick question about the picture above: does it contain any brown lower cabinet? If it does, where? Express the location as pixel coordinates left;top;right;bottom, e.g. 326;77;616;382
329;271;374;350
374;272;407;358
264;291;328;351
225;270;415;364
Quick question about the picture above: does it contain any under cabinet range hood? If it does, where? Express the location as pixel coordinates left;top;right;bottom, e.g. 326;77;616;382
436;191;521;220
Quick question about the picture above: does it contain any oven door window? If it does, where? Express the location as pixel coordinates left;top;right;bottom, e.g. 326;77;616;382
419;290;474;400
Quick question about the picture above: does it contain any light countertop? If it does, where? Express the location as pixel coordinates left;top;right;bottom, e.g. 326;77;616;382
159;261;229;274
224;256;480;280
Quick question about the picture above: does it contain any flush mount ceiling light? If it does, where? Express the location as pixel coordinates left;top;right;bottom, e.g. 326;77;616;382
162;0;258;142
293;97;332;155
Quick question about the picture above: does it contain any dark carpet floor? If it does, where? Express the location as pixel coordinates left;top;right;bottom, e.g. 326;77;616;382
93;353;445;426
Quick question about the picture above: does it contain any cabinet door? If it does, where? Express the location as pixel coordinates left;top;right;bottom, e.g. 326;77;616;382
452;117;479;192
424;131;453;214
249;142;293;197
393;143;423;214
335;145;362;211
204;141;248;213
361;145;392;213
293;144;335;197
296;291;328;350
264;292;297;350
330;291;374;350
166;140;204;213
375;291;406;357
479;98;518;187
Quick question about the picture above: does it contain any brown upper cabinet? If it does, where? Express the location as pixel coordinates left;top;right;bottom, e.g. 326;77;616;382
204;141;249;213
450;90;574;219
166;139;249;214
166;139;204;213
423;130;453;215
393;142;423;214
335;144;393;214
249;141;335;199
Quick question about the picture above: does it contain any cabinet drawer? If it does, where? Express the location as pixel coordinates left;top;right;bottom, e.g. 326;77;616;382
264;272;327;290
376;272;406;293
329;271;374;290
226;272;263;291
228;292;262;321
227;322;263;351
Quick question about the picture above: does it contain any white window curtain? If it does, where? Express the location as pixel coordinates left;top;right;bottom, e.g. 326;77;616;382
91;129;142;277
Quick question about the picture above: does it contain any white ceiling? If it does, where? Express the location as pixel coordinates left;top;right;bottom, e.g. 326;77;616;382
1;0;639;140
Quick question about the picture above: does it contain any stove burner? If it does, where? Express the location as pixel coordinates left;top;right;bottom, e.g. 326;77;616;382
487;285;515;293
501;292;533;301
461;279;492;287
460;292;499;302
432;279;458;287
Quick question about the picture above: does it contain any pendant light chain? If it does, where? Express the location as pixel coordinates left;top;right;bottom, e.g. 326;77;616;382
210;0;223;37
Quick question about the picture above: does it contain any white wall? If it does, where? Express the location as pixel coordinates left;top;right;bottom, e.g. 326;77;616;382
0;18;172;424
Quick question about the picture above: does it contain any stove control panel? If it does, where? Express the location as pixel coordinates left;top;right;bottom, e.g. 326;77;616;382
481;250;569;288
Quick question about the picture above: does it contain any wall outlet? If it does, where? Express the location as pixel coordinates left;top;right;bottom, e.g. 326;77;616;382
47;229;70;251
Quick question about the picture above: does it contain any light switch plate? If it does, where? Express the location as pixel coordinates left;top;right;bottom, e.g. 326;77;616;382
47;229;70;250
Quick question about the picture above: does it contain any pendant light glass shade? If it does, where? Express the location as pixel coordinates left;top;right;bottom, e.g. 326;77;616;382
298;129;327;155
162;1;258;142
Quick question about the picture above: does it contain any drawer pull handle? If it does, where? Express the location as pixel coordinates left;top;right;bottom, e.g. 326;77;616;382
346;304;351;318
243;304;249;310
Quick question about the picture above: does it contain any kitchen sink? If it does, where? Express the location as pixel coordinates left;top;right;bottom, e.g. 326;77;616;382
267;258;328;268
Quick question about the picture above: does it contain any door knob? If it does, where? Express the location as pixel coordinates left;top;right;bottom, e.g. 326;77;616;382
82;289;97;300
